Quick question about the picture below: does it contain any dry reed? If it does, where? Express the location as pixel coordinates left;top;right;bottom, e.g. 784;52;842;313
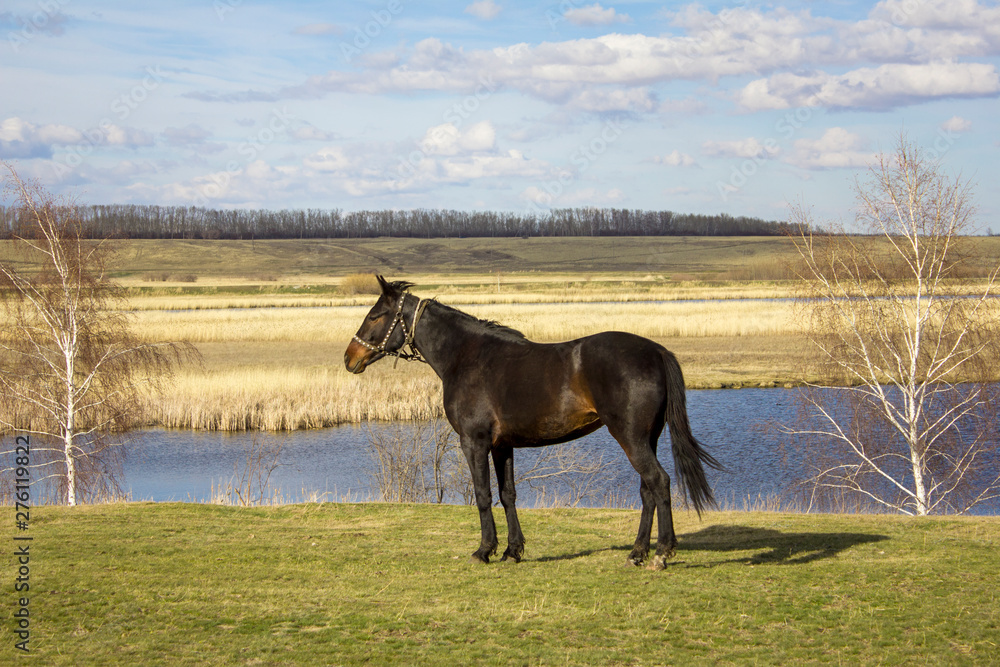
140;296;1000;431
153;364;443;431
134;300;803;346
139;298;807;430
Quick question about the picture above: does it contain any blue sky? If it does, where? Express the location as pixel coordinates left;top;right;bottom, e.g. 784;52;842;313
2;0;998;226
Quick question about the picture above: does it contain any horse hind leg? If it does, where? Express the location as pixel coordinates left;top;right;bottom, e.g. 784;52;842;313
614;430;678;571
492;445;525;563
629;478;655;566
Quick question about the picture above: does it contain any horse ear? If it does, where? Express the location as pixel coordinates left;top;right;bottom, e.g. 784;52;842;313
376;274;390;294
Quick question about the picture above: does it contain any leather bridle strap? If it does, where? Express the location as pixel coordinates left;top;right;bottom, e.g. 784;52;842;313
352;293;427;366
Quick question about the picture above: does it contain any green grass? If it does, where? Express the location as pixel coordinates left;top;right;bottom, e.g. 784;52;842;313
18;503;1000;665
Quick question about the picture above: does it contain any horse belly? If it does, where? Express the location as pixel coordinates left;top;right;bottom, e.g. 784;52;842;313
494;398;602;448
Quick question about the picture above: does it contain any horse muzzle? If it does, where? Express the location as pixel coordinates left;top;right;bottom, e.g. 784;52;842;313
344;340;379;374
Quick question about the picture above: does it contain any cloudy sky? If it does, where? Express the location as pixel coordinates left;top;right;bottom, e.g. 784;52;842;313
2;0;998;224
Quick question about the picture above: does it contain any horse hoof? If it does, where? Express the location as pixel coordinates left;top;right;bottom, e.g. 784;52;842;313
627;550;647;566
470;550;491;564
500;547;524;563
647;554;668;571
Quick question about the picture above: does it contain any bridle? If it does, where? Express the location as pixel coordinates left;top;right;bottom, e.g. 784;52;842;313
352;292;428;366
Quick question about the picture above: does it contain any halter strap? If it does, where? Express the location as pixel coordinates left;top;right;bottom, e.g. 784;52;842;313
352;292;427;366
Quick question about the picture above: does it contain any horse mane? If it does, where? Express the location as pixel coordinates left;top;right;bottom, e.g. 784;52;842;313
428;299;528;342
380;276;527;341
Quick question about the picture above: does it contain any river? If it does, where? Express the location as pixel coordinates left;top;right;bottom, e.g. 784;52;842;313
120;386;999;514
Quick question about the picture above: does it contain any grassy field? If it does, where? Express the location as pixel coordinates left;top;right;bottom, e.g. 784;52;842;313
17;503;999;665
109;236;810;280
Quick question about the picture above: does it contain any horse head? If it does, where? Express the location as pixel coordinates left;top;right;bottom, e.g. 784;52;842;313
344;275;419;373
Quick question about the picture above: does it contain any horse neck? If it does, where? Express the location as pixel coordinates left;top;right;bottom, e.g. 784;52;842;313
411;301;475;379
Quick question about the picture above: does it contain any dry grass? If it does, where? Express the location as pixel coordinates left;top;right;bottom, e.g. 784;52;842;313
133;299;802;346
155;364;442;430
137;305;818;430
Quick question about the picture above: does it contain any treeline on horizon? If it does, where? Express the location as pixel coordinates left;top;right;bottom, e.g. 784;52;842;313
0;204;800;240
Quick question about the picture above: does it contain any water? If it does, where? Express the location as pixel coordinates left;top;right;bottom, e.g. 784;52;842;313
122;388;802;505
120;386;999;514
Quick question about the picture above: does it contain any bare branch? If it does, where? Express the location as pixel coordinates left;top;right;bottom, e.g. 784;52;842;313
787;133;1000;515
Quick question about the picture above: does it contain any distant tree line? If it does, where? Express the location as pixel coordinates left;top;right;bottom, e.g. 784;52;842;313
0;204;798;240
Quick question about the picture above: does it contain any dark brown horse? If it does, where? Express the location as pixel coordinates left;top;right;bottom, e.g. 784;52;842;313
345;276;720;569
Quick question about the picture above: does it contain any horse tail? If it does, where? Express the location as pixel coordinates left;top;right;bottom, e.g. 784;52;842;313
662;349;721;516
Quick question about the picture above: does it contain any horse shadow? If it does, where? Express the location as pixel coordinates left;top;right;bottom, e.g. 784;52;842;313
535;524;889;566
675;524;889;566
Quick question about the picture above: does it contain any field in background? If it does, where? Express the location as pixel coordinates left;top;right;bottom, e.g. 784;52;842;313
139;299;825;429
111;235;808;281
7;236;998;429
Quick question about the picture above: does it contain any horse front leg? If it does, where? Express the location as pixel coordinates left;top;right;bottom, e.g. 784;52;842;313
460;434;498;564
492;445;524;563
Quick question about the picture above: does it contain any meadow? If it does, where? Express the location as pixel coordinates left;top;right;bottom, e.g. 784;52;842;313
20;502;1000;665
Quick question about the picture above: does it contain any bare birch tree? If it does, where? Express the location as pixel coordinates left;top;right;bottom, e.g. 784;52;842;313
0;165;192;505
789;135;1000;515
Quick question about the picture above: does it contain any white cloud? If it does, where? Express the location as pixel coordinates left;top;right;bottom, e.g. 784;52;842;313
191;0;1000;119
0;117;80;158
786;128;873;170
291;124;340;142
871;0;1000;31
567;87;657;112
565;4;630;27
129;160;303;208
941;115;972;133
419;121;496;156
440;149;547;181
652;150;697;167
163;124;212;147
738;62;1000;111
702;138;780;159
0;116;152;160
465;0;501;21
104;125;154;147
303;146;354;173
